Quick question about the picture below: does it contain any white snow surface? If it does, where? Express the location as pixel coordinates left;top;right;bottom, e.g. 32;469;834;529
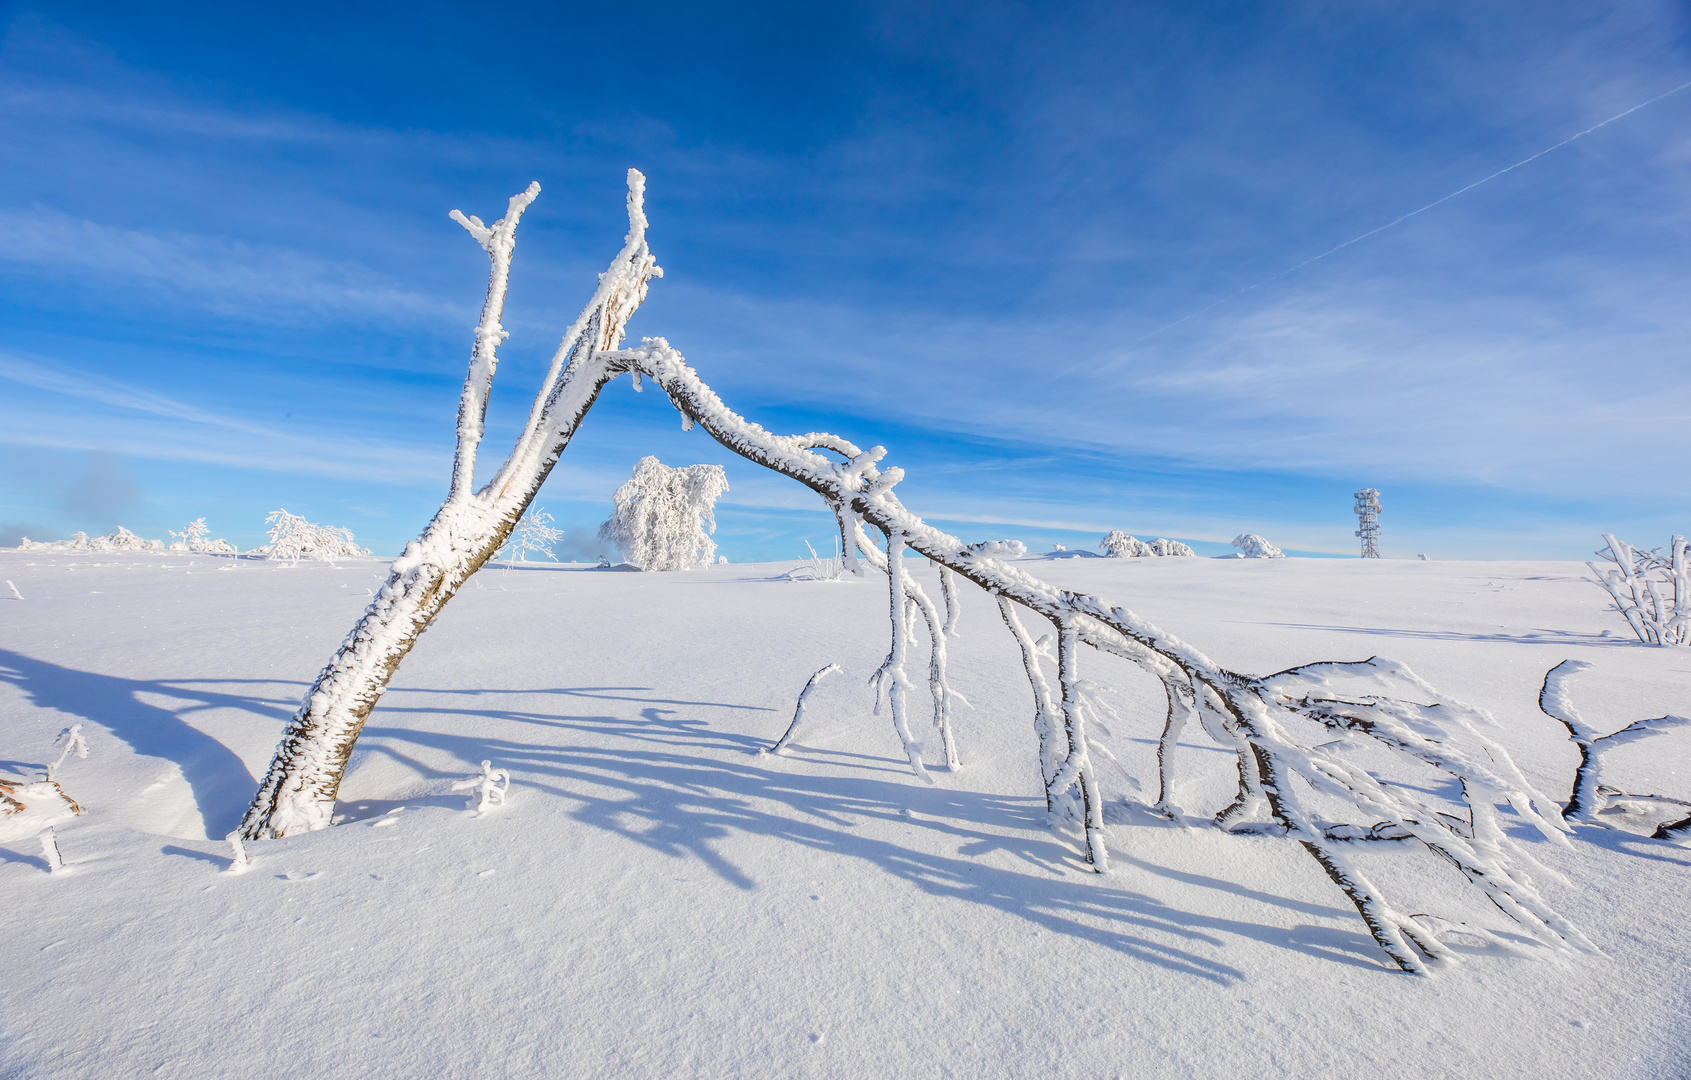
1;550;1688;1078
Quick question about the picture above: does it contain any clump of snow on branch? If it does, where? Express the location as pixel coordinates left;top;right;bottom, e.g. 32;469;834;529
255;509;369;563
1231;533;1284;559
1588;534;1688;646
47;725;88;783
768;663;843;753
598;456;728;571
224;831;253;873
17;527;162;553
1539;660;1691;837
451;761;510;814
169;518;236;555
497;505;563;564
1101;531;1195;558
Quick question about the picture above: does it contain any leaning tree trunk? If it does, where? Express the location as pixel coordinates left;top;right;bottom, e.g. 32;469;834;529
240;174;1596;976
239;173;660;838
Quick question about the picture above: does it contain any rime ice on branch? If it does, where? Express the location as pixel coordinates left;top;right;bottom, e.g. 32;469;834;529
241;174;1593;974
1588;534;1688;646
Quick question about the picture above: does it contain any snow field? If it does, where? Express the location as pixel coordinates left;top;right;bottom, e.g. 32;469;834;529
1;552;1688;1078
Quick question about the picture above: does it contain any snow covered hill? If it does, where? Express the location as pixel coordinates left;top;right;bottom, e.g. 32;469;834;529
1;551;1687;1078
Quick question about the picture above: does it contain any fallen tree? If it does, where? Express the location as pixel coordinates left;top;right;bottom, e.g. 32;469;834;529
241;174;1594;974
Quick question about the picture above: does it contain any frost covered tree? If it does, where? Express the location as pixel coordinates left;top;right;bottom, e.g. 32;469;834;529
19;527;161;552
1232;533;1283;558
1102;532;1195;558
1101;530;1153;558
257;510;369;562
169;518;236;555
1588;534;1688;646
239;175;1597;973
597;456;728;570
497;505;563;564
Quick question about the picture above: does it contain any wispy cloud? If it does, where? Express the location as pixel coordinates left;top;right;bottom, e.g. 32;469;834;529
0;208;465;325
0;353;450;484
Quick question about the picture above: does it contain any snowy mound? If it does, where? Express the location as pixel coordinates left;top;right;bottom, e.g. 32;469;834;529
1230;533;1284;558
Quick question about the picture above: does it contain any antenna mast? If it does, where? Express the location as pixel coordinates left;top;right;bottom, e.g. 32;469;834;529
1354;488;1381;558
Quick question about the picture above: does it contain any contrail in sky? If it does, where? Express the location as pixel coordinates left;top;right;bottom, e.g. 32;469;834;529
1134;79;1691;344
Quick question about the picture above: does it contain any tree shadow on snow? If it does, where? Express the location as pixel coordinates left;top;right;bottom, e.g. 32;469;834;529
351;686;1396;982
1263;622;1634;647
0;649;267;838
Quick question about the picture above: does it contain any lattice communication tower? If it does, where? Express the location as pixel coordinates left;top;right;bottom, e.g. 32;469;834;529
1354;488;1381;558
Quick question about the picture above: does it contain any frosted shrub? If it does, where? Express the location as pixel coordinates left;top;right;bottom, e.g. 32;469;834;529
783;538;845;581
497;505;563;564
168;517;236;555
18;527;162;552
1102;531;1195;558
1588;534;1688;646
598;456;728;571
257;509;369;563
1231;533;1284;558
1148;538;1195;557
1101;530;1153;558
452;760;510;814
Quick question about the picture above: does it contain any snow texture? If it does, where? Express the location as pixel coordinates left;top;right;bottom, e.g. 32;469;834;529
4;550;1688;1079
1231;533;1284;559
598;456;729;571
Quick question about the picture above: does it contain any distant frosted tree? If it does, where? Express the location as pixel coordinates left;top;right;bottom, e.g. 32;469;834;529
258;510;369;562
1101;531;1195;558
598;456;728;571
1232;534;1284;558
1100;530;1153;558
19;527;161;552
169;518;237;555
497;505;563;564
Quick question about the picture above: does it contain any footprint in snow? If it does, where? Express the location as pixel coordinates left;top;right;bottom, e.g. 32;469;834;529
278;871;321;883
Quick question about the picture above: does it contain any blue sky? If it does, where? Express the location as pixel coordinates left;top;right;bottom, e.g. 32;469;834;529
1;1;1687;561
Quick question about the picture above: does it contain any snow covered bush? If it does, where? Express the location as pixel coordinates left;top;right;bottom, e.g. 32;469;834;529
18;527;162;552
256;509;369;562
1102;531;1195;557
1588;534;1687;646
969;539;1026;559
497;505;562;564
597;456;728;571
168;517;236;555
1101;530;1153;558
1231;533;1283;558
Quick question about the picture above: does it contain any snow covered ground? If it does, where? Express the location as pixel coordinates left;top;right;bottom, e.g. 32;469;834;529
2;550;1688;1079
